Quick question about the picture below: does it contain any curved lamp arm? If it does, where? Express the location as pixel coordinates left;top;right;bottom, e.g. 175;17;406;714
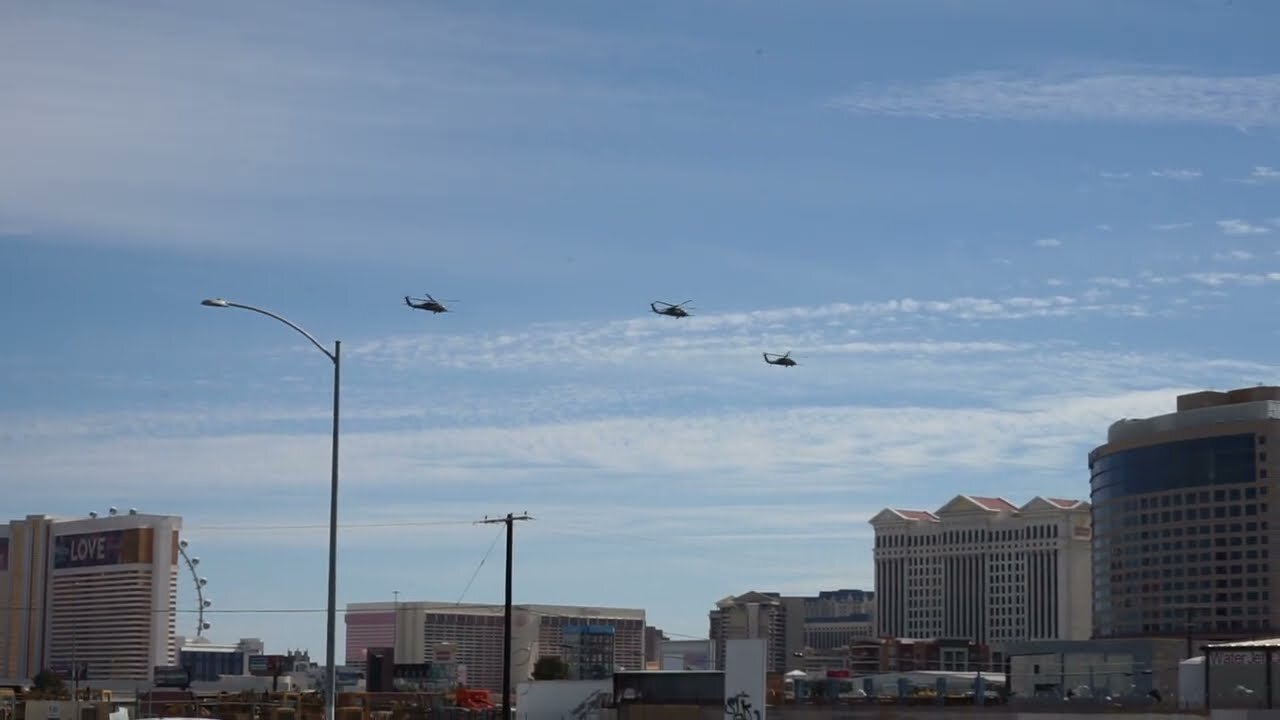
202;295;342;720
201;298;336;363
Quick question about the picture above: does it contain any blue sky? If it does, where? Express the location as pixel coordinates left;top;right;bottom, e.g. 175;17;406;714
3;0;1280;657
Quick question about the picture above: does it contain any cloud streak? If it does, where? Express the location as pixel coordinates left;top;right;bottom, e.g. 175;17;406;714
350;290;1150;372
1151;169;1202;181
0;1;694;264
1218;219;1271;236
829;70;1280;127
0;384;1215;507
1231;166;1280;185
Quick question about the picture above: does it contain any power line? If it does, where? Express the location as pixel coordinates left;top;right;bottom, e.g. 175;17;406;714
0;602;614;616
183;518;870;547
662;631;710;640
456;525;503;605
185;519;475;531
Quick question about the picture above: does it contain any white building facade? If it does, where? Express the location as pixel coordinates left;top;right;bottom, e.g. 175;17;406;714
45;512;182;681
379;600;645;694
870;495;1092;647
802;615;874;650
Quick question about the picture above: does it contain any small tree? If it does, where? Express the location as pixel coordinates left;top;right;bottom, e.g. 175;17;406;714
531;655;570;680
32;668;66;695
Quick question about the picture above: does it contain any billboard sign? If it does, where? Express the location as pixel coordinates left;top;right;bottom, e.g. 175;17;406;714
54;530;124;570
153;665;191;688
249;654;288;676
724;639;766;720
661;640;712;671
392;663;435;691
0;537;8;572
1210;651;1279;665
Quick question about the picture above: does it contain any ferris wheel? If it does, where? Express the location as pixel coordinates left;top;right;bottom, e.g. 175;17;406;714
177;538;212;638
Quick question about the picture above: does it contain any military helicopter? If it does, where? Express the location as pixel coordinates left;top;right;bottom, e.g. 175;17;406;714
650;300;693;318
763;351;798;367
405;293;452;314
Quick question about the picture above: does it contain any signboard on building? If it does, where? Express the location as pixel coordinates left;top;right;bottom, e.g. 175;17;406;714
53;530;124;570
153;665;192;688
392;663;434;691
723;639;766;720
249;654;288;676
1210;650;1280;665
0;537;8;572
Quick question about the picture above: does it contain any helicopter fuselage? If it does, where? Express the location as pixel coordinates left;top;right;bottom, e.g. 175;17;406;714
406;296;447;313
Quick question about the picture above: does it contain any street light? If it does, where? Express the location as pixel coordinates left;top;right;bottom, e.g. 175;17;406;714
201;297;340;720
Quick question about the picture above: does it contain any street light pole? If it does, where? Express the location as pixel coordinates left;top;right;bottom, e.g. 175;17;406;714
201;298;340;720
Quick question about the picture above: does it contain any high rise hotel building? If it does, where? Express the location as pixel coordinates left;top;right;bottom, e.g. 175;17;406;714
870;495;1092;647
0;511;181;681
1090;386;1280;639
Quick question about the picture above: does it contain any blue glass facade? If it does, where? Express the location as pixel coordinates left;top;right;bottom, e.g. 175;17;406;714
1090;434;1258;503
1089;432;1272;638
180;649;245;682
564;624;615;680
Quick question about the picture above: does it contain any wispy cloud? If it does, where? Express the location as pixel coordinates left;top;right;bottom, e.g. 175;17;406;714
1150;168;1202;181
1034;237;1062;248
5;274;1274;505
829;70;1280;127
1098;171;1131;179
13;269;1280;641
1218;219;1272;236
1153;222;1192;232
1;374;1249;503
1230;166;1280;184
348;291;1153;373
1089;276;1131;289
1185;271;1280;287
1213;250;1254;262
0;1;693;264
183;503;883;552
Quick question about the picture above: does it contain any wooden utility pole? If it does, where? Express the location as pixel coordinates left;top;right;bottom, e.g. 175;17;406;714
477;512;533;720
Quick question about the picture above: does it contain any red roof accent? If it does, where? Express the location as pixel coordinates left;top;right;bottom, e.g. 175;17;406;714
895;509;939;521
968;496;1017;512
